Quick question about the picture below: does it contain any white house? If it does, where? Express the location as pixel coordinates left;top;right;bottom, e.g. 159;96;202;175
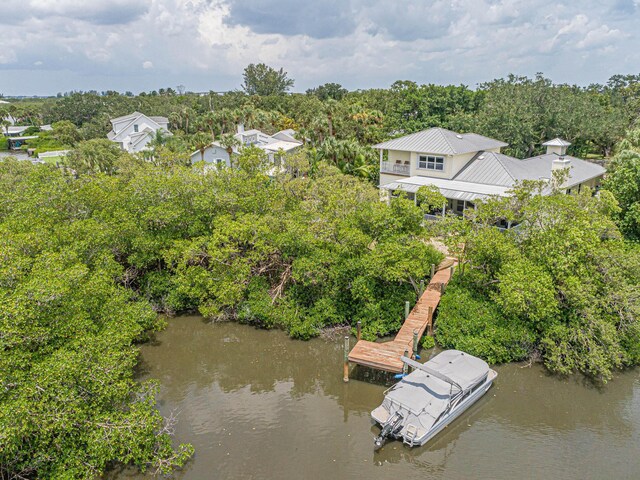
374;128;606;217
107;112;170;153
189;126;302;168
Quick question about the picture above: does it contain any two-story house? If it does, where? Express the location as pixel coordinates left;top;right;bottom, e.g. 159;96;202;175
375;128;606;216
107;112;171;153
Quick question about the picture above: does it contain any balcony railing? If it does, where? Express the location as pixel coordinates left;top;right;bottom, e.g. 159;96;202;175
381;161;410;175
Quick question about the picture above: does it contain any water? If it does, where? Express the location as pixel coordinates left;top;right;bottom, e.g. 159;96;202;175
121;316;640;479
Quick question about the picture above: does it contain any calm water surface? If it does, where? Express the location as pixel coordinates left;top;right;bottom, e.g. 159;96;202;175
122;316;640;480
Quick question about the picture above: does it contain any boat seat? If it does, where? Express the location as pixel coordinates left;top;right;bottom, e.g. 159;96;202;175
372;406;390;424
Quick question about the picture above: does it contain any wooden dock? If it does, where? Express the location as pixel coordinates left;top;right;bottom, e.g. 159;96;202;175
347;260;455;374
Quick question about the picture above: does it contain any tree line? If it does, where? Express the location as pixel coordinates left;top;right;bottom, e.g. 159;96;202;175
5;67;640;182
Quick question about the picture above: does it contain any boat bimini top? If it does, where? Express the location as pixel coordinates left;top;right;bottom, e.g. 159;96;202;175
380;350;490;433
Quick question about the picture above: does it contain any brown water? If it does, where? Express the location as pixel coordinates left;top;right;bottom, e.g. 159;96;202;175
122;316;640;480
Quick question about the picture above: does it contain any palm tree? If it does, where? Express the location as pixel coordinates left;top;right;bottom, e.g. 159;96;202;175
219;133;241;166
1;119;11;135
201;111;217;140
191;132;211;163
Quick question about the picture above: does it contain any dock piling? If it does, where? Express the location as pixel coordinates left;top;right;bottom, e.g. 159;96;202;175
405;301;410;320
412;329;419;359
419;279;425;296
356;321;361;342
427;306;434;336
403;349;409;374
343;336;350;383
430;263;435;278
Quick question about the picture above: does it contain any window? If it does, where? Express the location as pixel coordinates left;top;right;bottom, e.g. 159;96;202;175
133;124;139;133
418;155;444;171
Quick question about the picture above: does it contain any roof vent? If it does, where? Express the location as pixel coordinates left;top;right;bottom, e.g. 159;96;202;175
478;154;485;160
455;134;463;139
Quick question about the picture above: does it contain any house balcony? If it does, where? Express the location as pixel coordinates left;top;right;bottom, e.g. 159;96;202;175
381;161;410;175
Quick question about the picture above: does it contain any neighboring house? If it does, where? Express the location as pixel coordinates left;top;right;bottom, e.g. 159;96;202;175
190;143;231;168
3;125;54;137
107;112;170;153
374;128;606;219
189;126;302;168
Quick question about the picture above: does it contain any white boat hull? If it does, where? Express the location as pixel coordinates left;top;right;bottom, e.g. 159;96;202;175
372;369;497;447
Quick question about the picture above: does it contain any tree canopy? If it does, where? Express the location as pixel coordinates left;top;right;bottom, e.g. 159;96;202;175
241;63;295;96
0;151;444;477
432;180;640;382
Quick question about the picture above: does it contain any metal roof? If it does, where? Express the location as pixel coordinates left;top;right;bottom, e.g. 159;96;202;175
110;112;142;123
149;116;169;124
453;152;517;186
453;151;605;188
524;153;606;188
373;128;508;155
381;176;511;201
261;140;301;152
542;137;571;146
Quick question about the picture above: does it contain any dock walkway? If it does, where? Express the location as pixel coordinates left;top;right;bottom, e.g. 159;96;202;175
347;260;455;373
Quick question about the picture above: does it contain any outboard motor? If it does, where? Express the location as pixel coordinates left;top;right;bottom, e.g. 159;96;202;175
373;412;403;451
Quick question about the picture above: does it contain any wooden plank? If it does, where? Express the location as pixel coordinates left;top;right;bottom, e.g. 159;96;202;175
347;259;456;373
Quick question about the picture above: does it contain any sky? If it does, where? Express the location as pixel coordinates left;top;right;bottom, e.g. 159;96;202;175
0;0;638;96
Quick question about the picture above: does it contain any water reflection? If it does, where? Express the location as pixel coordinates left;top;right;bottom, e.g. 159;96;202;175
122;316;640;480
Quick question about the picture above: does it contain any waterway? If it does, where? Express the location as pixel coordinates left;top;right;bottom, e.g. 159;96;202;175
120;316;640;479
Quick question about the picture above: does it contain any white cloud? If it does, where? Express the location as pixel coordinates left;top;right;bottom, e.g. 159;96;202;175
0;0;637;95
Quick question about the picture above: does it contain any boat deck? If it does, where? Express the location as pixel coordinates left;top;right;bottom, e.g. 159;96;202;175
348;259;455;373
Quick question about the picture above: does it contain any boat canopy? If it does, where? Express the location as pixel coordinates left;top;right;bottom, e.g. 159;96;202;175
423;350;489;392
381;350;490;431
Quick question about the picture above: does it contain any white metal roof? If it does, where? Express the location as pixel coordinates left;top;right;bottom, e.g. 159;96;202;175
542;137;571;147
374;127;508;155
381;175;511;201
261;140;301;152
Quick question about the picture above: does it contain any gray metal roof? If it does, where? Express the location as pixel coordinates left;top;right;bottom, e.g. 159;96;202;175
453;151;604;188
150;116;169;124
373;128;508;155
454;152;517;186
525;153;606;187
542;137;571;146
381;176;511;201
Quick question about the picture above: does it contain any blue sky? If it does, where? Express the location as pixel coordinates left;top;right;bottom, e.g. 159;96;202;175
0;0;638;96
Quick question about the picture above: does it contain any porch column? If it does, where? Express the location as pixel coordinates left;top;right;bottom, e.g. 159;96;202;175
462;200;467;218
379;149;383;164
442;201;446;217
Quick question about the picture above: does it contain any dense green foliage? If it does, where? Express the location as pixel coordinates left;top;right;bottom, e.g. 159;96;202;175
0;152;442;477
3;67;640;475
433;181;640;381
5;71;640;182
603;127;640;240
0;161;193;478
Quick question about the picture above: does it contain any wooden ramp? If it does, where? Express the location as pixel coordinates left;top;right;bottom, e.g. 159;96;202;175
348;261;455;374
